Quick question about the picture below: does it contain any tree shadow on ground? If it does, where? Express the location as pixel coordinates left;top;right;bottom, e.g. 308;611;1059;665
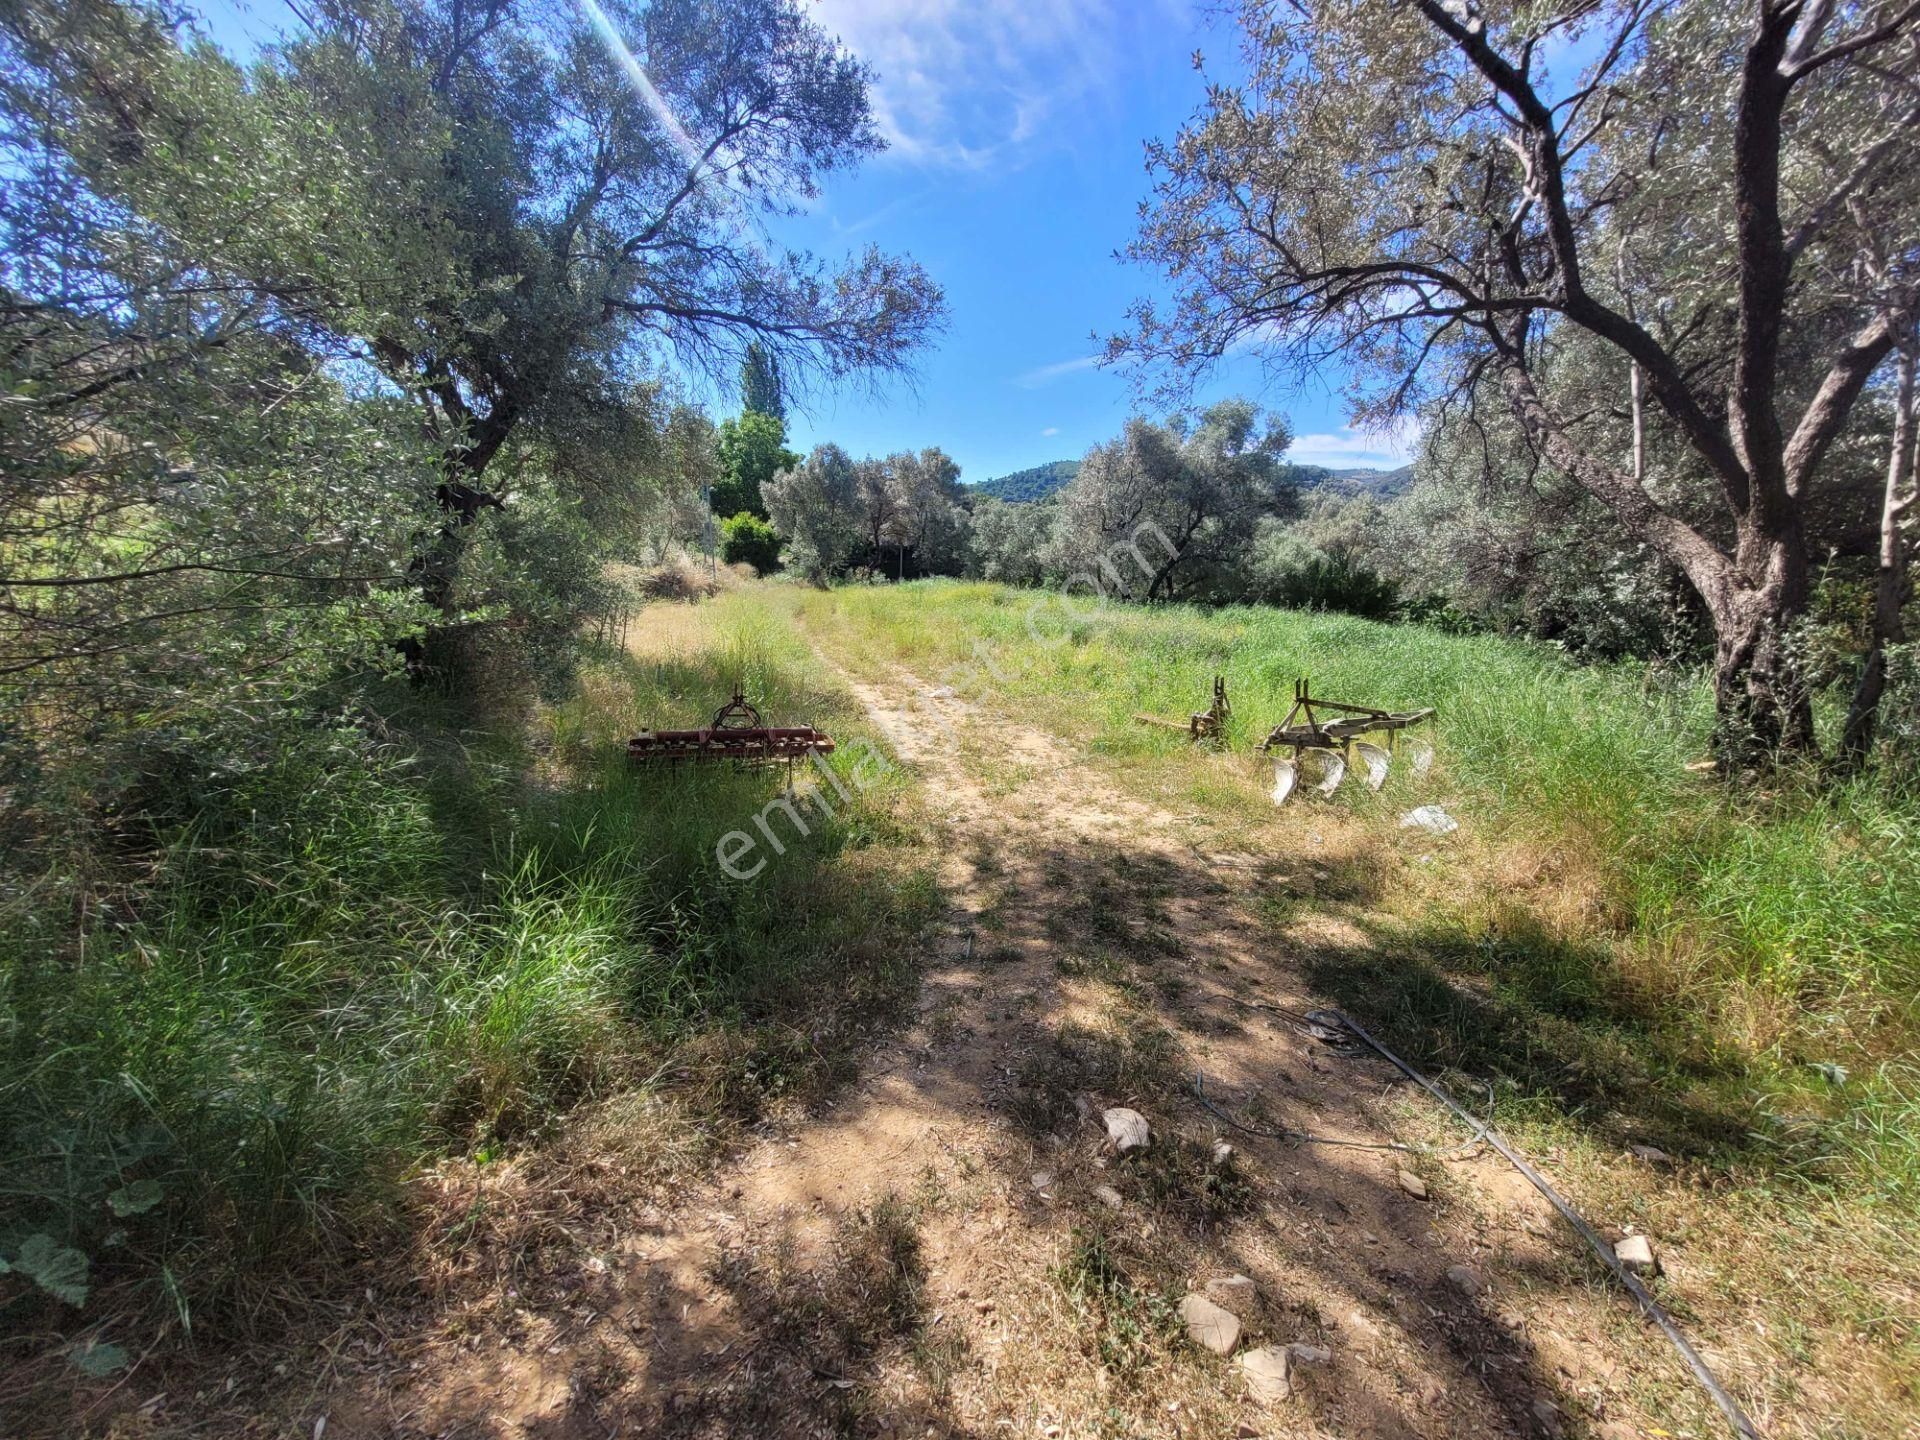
258;790;1780;1440
1294;900;1771;1168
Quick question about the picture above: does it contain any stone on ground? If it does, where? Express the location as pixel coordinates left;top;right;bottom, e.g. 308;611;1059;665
1445;1263;1482;1294
1178;1292;1242;1356
1207;1273;1257;1303
1613;1234;1658;1275
1103;1106;1151;1152
1092;1184;1123;1211
1237;1346;1293;1404
1397;1168;1430;1199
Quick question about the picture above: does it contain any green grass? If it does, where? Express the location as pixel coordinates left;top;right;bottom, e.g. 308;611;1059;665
0;590;937;1369
797;579;1920;1204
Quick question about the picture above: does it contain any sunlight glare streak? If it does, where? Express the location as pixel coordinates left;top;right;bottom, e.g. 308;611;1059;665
573;0;771;259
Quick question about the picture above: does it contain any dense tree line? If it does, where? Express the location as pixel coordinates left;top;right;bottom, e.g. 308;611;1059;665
1115;0;1920;766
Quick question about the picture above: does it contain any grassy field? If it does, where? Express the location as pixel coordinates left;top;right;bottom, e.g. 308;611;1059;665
8;577;1916;1433
797;579;1920;1206
0;589;938;1390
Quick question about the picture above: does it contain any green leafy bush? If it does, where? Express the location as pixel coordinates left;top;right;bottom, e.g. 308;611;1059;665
721;511;783;574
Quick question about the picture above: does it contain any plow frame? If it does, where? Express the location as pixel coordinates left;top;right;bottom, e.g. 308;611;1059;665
1259;678;1434;803
1258;678;1434;755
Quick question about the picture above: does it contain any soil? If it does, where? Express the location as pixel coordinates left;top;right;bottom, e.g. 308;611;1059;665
283;642;1691;1440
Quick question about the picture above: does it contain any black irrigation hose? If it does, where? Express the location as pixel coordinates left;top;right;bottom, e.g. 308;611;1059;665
1330;1009;1764;1440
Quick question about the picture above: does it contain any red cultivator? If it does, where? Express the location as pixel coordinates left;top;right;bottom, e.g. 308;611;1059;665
627;688;834;771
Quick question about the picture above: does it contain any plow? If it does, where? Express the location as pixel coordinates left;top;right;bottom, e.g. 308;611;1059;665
1136;675;1434;806
626;688;834;772
1258;678;1434;805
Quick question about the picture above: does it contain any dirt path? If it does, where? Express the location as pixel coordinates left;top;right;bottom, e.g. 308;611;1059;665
334;640;1640;1440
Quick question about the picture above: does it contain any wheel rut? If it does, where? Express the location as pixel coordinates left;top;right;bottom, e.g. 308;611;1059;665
339;644;1615;1440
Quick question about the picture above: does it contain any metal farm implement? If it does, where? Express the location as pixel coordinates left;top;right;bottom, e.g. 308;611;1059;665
1260;678;1434;805
1133;674;1232;743
626;688;834;774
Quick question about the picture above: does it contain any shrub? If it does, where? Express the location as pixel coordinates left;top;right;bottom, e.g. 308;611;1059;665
1260;550;1401;618
721;511;783;574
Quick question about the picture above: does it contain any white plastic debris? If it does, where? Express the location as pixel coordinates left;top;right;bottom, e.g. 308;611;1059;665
1398;804;1459;835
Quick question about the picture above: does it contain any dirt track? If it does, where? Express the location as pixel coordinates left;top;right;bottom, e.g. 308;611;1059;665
331;637;1671;1440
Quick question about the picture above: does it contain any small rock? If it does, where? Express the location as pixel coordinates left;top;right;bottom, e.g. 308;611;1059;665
1287;1342;1330;1368
1207;1273;1257;1303
1613;1234;1658;1276
1235;1424;1262;1439
1093;1184;1124;1211
1103;1107;1151;1152
974;1300;996;1314
1398;805;1459;835
1397;1169;1430;1200
1178;1293;1242;1356
1211;1139;1235;1165
1627;1143;1671;1165
1529;1396;1563;1434
1237;1346;1293;1404
1445;1264;1481;1294
1030;1170;1055;1193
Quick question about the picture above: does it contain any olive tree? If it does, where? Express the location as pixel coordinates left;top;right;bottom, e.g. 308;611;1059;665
1;0;443;814
1052;399;1290;601
763;443;862;580
1119;0;1920;763
889;447;970;576
33;0;943;663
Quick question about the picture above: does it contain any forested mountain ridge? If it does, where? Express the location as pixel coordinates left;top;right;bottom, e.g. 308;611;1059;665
969;457;1411;503
968;458;1081;502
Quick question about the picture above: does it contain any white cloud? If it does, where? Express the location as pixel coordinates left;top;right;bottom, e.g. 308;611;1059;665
1040;425;1061;437
1013;355;1100;389
811;0;1182;168
1285;419;1423;471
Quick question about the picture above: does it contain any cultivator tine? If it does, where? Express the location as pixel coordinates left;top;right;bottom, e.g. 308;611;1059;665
1352;740;1391;791
1271;757;1298;806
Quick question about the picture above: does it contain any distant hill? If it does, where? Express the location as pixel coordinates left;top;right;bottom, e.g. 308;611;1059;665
969;457;1412;504
1285;463;1415;499
968;459;1080;503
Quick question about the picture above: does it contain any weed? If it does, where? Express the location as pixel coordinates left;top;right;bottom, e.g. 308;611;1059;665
1052;1228;1178;1387
0;590;938;1393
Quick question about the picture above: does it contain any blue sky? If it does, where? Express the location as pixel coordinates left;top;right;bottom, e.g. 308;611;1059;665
197;0;1420;482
